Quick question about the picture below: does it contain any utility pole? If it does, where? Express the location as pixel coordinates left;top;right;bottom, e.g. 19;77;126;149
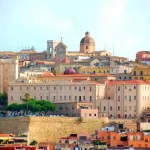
113;44;114;56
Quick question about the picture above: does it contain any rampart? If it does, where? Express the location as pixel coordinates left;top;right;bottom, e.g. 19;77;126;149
0;117;108;143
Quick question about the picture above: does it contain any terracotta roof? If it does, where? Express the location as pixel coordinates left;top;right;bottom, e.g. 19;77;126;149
59;73;115;77
60;137;69;140
0;134;15;137
38;73;54;77
107;80;150;85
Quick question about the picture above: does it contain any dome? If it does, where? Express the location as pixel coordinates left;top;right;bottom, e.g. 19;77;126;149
80;32;95;45
64;67;76;75
80;37;95;44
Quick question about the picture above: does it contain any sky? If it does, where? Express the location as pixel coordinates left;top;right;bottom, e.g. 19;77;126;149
0;0;150;60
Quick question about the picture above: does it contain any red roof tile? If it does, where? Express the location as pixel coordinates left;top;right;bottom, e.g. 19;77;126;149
107;80;150;85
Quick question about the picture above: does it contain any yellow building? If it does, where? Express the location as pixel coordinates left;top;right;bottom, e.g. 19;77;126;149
131;66;150;80
78;66;110;74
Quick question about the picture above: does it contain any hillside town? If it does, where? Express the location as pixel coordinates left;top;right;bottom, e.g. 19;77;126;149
0;31;150;150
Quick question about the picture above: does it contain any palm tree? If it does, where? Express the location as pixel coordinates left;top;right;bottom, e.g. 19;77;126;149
22;93;30;114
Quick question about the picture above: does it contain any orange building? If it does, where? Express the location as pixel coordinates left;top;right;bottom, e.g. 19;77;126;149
98;131;150;148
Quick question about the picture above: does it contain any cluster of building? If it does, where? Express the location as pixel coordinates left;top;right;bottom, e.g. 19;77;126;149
1;32;150;122
1;120;150;150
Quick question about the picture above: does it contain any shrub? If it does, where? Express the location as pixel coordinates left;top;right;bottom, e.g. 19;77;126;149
76;117;83;123
30;140;37;146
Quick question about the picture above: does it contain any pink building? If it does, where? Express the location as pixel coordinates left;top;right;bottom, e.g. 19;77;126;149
136;51;150;62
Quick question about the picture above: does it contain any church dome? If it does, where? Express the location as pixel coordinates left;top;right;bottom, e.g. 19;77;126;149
64;67;76;75
80;31;95;45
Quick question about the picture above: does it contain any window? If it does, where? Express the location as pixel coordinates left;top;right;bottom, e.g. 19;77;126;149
118;96;120;101
75;96;77;101
124;96;127;100
83;96;85;100
40;87;42;90
69;96;71;100
90;96;92;101
60;96;62;100
125;86;127;89
134;106;136;112
53;96;55;101
11;96;13;101
64;96;66;100
40;96;42;100
133;71;136;76
129;96;131;101
134;96;136;100
54;87;56;90
140;77;143;79
75;87;77;90
20;87;22;90
118;86;120;91
79;96;81;101
108;97;110;100
94;114;96;116
124;70;127;74
46;96;49;100
140;71;143;76
79;87;81;91
34;96;36;99
27;87;29;90
20;96;22;100
104;106;106;111
86;46;88;49
60;86;62;90
69;86;71;90
118;106;120;111
34;87;36;90
90;87;92;91
110;106;112;111
134;86;136;89
89;113;91;116
129;106;131;111
83;87;85;90
46;87;49;90
11;87;13;90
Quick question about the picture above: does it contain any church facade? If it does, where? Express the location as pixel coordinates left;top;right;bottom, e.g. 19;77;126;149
47;32;112;60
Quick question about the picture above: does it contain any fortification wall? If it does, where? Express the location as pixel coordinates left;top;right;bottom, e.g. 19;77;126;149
0;117;108;143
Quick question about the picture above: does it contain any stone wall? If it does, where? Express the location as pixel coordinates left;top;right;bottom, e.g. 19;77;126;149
0;117;108;143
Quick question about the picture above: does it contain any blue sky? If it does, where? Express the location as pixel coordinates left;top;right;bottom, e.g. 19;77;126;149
0;0;150;60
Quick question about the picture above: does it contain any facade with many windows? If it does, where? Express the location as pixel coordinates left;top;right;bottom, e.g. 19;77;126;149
8;78;150;118
8;79;105;109
96;80;150;118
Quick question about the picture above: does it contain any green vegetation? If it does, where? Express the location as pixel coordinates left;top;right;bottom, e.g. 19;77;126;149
0;93;7;106
30;140;37;146
143;130;150;132
5;98;56;115
93;140;107;145
76;117;83;123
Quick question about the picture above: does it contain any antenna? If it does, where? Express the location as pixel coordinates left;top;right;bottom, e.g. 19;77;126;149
113;44;114;56
22;42;23;50
104;44;106;50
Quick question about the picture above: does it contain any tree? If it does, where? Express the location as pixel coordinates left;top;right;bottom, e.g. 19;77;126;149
0;93;7;106
22;93;32;114
5;99;56;115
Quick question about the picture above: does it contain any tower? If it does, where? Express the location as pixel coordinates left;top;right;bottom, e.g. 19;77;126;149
47;40;60;60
